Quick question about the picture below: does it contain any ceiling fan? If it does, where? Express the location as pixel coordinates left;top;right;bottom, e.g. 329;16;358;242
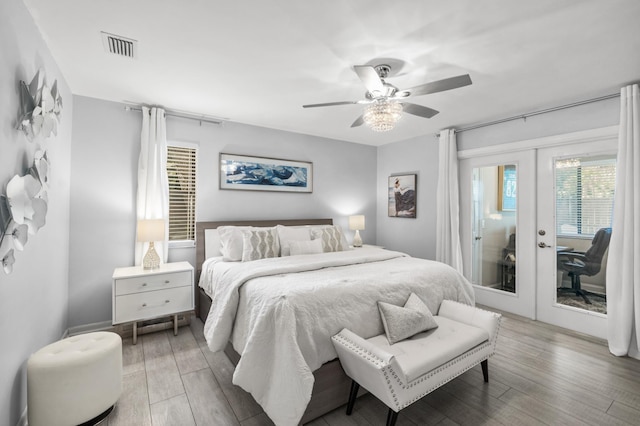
302;64;472;132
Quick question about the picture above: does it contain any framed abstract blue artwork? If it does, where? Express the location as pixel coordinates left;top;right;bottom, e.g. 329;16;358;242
220;153;313;193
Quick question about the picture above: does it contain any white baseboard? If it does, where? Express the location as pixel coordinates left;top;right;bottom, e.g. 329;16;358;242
581;282;606;295
67;314;192;339
67;320;113;336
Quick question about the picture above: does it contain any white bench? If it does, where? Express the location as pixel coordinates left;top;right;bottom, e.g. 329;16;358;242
331;300;501;426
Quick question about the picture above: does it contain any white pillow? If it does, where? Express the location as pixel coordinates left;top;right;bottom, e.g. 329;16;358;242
311;225;346;252
241;228;280;262
218;226;252;261
306;224;350;251
204;229;222;259
277;225;311;256
289;238;323;256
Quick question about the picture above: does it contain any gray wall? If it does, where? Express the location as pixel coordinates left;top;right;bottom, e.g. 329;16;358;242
376;96;620;260
0;0;73;424
456;96;620;151
69;95;377;328
376;134;440;259
68;97;140;329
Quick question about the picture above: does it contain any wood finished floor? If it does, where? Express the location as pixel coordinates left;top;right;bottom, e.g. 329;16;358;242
106;310;640;426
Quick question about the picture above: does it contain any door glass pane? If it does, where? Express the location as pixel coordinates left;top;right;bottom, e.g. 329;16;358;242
555;154;615;314
471;164;517;293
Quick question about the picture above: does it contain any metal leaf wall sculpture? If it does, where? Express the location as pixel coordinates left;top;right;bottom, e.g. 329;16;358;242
16;70;63;140
0;151;49;274
2;69;59;275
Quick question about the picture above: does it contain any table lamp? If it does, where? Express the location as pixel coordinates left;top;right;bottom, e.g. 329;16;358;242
137;219;164;270
348;215;365;248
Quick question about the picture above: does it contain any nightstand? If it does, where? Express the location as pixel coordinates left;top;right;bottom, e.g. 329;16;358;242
112;261;194;344
351;244;385;249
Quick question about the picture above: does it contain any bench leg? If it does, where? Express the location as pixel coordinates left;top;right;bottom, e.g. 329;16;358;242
481;359;489;382
346;380;360;415
386;408;398;426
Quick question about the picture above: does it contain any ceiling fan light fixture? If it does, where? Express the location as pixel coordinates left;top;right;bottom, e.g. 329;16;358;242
363;99;402;132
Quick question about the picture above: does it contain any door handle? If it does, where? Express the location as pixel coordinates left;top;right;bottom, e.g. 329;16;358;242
538;242;553;248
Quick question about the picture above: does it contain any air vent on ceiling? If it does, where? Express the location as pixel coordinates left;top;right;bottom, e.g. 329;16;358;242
101;32;137;59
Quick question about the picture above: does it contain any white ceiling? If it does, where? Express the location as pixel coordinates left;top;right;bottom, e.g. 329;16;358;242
23;0;640;146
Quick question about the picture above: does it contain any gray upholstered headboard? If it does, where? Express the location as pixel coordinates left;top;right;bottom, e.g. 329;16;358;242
194;218;333;317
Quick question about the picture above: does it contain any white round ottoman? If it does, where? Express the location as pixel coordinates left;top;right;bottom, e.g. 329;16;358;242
27;331;123;426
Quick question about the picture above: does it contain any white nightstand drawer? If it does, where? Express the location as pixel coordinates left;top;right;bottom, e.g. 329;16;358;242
115;271;191;296
114;286;192;324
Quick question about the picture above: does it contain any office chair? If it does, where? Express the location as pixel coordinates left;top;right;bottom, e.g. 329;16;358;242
557;227;611;304
500;233;516;291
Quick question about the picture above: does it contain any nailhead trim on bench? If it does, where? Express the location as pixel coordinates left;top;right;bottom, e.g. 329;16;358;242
332;333;387;367
333;307;502;411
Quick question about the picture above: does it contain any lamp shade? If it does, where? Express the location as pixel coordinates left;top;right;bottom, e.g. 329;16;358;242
136;219;165;242
348;215;365;231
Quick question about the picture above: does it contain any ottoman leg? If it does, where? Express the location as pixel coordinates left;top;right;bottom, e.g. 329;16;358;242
77;404;115;426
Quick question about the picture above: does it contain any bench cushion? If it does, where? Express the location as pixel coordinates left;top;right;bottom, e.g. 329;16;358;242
366;316;489;382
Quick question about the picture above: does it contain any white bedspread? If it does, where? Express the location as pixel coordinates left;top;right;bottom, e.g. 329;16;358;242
202;248;474;426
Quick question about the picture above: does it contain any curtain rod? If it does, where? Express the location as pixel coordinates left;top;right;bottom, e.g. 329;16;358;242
437;92;620;137
124;104;226;126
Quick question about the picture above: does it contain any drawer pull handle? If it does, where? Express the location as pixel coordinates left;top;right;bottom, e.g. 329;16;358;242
142;283;147;287
165;280;170;284
141;301;169;308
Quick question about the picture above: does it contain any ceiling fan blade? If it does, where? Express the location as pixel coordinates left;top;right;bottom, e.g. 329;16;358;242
353;65;384;94
350;115;364;128
302;101;358;108
404;74;472;97
402;103;439;119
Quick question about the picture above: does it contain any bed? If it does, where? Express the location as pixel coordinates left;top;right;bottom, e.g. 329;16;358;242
195;219;474;426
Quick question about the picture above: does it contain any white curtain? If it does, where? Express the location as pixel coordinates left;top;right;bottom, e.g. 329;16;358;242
436;128;464;274
135;107;169;265
607;84;640;359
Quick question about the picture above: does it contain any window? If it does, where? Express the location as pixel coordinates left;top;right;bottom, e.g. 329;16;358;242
555;155;616;237
166;144;197;244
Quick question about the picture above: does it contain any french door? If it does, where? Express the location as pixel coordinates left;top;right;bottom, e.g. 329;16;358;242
459;127;617;338
536;140;615;339
460;150;536;319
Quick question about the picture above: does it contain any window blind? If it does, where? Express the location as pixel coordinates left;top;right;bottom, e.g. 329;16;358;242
555;155;615;237
167;145;197;241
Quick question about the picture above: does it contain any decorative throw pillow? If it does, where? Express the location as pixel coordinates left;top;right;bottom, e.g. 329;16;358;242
311;225;345;252
241;228;280;262
378;293;438;344
218;226;253;261
289;238;324;256
277;225;311;256
307;224;350;251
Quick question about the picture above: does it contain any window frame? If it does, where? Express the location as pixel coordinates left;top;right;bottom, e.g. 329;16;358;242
166;141;198;249
555;155;616;239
